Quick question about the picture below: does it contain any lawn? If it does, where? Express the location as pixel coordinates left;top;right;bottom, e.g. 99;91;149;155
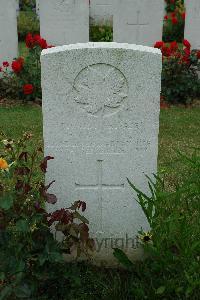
0;105;199;185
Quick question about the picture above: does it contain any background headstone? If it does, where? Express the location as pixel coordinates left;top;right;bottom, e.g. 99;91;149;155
0;0;18;66
184;0;200;49
90;0;114;25
41;42;162;265
39;0;89;46
113;0;164;47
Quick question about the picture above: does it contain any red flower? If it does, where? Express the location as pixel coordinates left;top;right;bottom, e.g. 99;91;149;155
3;61;9;67
171;17;178;25
25;33;34;48
170;41;178;52
183;39;191;49
0;67;2;72
11;57;24;73
38;38;48;49
171;12;176;18
154;41;164;49
196;50;200;59
33;34;41;43
162;46;171;57
181;12;186;20
23;84;34;95
33;34;48;49
184;48;190;57
164;15;168;20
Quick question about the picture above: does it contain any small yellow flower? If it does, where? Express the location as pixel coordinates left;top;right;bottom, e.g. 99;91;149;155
31;223;37;233
0;158;9;170
138;231;153;244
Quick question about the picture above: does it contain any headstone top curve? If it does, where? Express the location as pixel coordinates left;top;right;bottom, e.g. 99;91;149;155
41;42;162;56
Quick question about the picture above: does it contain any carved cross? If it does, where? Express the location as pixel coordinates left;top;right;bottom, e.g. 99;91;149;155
127;10;149;43
75;159;125;219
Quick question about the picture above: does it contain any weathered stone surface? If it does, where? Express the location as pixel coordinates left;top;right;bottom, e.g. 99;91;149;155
185;0;200;49
90;0;114;25
39;0;89;46
41;42;162;265
0;0;18;65
113;0;164;47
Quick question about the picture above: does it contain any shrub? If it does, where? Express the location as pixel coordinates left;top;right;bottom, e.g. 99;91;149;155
0;33;51;101
114;149;200;299
154;40;200;104
18;11;39;41
90;25;113;42
0;133;94;299
163;11;185;43
19;0;36;12
165;0;184;13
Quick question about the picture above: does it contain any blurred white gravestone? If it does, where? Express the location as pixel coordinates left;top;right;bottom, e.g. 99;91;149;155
0;0;18;65
114;0;164;47
185;0;200;49
39;0;89;46
41;43;162;265
90;0;114;25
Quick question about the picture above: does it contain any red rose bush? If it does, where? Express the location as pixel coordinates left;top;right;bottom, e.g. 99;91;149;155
0;33;53;101
154;39;200;104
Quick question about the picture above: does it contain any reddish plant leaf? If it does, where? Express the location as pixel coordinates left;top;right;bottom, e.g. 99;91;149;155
19;152;28;162
45;193;57;204
40;156;54;173
15;167;30;176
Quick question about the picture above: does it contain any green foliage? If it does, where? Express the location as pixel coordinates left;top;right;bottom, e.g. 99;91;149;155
114;150;200;299
0;134;94;299
163;15;185;43
19;0;36;12
18;11;39;41
162;49;200;104
165;0;184;13
90;25;113;42
163;0;185;43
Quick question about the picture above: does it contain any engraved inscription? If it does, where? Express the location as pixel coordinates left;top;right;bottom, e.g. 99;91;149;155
73;64;128;117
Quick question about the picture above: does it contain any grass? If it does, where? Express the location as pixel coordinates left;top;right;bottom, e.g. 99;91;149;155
0;105;199;299
0;105;199;178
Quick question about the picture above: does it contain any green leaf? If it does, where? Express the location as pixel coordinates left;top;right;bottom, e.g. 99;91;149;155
0;272;5;281
16;219;29;232
15;283;31;298
0;285;13;300
113;248;133;269
0;194;14;210
73;211;89;224
156;286;166;295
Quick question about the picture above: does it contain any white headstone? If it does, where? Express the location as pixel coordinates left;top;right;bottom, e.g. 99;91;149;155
113;0;164;47
41;42;162;265
185;0;200;49
90;0;114;25
39;0;89;46
0;0;18;66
